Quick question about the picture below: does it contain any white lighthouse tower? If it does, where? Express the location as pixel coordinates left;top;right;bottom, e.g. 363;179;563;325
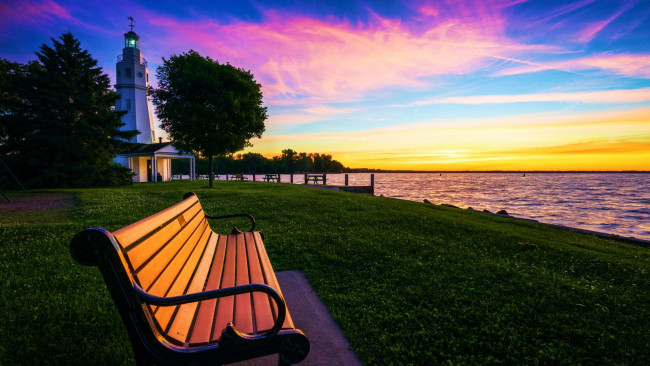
115;21;155;143
113;18;195;182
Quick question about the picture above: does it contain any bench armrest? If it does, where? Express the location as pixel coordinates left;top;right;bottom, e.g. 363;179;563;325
133;283;286;336
183;192;255;233
204;212;256;233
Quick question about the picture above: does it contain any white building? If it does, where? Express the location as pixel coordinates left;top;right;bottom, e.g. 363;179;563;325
113;24;194;182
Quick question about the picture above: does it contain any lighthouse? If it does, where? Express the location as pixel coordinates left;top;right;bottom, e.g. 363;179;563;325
113;18;195;182
115;21;155;143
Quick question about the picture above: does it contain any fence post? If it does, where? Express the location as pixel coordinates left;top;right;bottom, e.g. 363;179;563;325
371;174;375;190
345;174;349;186
290;174;293;184
253;174;256;182
304;173;308;184
323;173;327;185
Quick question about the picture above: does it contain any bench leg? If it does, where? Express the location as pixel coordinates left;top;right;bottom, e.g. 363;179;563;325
277;333;310;365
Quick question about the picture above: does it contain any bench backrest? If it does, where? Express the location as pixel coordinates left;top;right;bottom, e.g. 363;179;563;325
114;194;223;337
71;194;213;344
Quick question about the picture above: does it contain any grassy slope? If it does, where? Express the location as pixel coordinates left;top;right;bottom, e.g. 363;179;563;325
0;180;648;365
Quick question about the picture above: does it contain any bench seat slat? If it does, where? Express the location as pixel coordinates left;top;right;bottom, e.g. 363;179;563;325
211;234;237;342
188;235;227;345
235;233;254;334
250;231;294;329
113;195;199;249
246;232;275;333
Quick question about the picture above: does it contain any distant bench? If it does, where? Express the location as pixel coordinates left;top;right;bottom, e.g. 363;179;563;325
263;174;280;182
70;192;309;365
305;174;326;185
171;174;191;180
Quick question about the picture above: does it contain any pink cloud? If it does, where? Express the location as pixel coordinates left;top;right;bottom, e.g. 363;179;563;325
145;2;551;104
496;53;650;78
0;0;74;25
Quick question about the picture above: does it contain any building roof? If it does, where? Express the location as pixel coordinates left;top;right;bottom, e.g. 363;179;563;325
119;142;173;154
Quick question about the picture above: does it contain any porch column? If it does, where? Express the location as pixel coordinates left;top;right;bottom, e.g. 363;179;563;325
191;156;196;181
152;155;157;182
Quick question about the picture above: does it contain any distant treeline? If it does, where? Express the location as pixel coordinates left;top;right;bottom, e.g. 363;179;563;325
172;149;347;175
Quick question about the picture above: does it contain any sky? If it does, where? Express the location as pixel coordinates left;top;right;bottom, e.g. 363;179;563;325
1;0;649;171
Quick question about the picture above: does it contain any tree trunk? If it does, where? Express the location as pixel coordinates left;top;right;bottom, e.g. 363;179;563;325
208;155;214;188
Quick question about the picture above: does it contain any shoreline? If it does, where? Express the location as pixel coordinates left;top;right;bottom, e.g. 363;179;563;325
203;172;650;243
425;200;650;246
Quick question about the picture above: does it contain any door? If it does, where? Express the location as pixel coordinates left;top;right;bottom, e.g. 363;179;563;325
147;159;152;182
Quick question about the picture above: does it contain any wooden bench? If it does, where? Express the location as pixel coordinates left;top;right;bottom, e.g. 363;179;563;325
305;174;325;185
263;174;280;182
70;192;309;366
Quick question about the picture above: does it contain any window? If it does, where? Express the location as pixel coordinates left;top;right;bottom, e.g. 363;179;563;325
126;68;131;78
126;99;131;110
146;73;149;83
117;70;121;77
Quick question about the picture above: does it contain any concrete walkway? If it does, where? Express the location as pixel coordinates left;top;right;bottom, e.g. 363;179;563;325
229;271;362;366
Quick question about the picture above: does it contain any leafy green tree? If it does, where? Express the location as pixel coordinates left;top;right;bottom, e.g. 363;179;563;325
280;148;298;173
0;33;137;187
152;50;267;188
239;152;268;173
296;152;313;172
186;149;346;176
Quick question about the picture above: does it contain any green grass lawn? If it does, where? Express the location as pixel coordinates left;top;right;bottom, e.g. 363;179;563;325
1;180;648;365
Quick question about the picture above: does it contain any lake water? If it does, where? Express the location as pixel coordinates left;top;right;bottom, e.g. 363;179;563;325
218;172;650;242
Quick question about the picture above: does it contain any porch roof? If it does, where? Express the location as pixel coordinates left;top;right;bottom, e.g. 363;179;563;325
117;142;193;158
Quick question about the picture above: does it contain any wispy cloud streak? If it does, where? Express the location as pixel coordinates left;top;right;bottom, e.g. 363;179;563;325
576;0;637;42
496;53;650;78
393;88;650;106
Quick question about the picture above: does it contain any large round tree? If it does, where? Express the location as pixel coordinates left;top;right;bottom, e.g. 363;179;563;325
152;50;267;188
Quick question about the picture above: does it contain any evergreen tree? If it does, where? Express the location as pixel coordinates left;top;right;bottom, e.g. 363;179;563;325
0;33;137;187
0;58;28;150
152;50;267;188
